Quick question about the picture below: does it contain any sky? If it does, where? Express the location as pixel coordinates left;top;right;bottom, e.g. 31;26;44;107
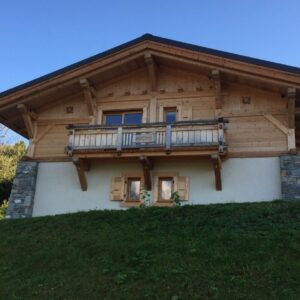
1;0;300;142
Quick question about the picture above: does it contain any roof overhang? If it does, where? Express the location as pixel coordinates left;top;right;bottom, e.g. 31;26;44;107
1;34;300;138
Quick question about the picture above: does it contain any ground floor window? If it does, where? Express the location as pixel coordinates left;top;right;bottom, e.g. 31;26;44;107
127;177;141;202
158;177;174;201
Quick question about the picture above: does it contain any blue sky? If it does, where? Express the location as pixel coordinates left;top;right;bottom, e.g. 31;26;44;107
1;0;300;141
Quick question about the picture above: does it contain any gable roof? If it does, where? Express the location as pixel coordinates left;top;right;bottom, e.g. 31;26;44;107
1;33;300;98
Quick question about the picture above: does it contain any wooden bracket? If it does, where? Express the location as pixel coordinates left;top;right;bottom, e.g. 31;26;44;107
287;87;296;129
73;157;89;191
80;78;97;123
145;53;158;92
211;70;222;109
211;154;222;191
264;114;296;151
139;156;154;190
17;103;37;138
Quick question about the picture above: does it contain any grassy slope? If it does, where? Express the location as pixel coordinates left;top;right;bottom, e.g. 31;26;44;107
0;201;300;300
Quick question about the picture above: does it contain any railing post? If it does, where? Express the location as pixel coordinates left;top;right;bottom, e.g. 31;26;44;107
117;127;123;151
218;122;224;153
166;124;172;151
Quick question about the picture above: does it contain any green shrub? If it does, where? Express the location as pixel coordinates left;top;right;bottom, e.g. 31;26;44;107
0;199;8;220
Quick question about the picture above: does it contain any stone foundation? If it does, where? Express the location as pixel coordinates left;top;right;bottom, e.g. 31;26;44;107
6;161;39;219
280;155;300;200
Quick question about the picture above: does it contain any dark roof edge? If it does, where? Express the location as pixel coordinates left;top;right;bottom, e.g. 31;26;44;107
1;33;300;98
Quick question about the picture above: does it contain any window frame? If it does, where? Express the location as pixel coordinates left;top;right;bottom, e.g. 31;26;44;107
163;107;177;124
158;177;174;202
104;110;143;126
125;177;142;202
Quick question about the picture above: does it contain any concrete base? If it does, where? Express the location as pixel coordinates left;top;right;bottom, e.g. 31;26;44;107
32;157;281;217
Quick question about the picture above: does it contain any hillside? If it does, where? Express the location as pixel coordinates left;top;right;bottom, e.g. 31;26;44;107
0;201;300;299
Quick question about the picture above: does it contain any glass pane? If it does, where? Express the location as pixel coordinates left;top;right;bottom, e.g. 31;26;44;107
160;179;173;200
106;114;122;126
166;111;176;123
128;179;141;201
124;113;142;125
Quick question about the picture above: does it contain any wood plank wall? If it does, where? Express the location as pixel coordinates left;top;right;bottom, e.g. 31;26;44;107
31;67;289;159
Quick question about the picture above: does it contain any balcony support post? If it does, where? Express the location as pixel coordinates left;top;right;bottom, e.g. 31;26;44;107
211;154;222;191
139;156;154;190
73;157;89;191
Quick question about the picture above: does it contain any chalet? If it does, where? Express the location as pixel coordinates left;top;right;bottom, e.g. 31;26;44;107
1;34;300;218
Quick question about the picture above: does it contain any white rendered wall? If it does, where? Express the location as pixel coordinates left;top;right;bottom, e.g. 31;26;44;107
32;157;281;216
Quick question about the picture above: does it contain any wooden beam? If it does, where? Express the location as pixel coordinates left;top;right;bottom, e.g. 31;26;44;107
145;53;158;92
80;78;97;123
17;104;34;138
211;69;222;109
287;87;296;129
73;157;88;191
211;154;222;191
264;114;296;151
139;156;154;190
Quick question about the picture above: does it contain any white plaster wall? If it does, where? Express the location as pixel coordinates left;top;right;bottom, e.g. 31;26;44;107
33;157;281;216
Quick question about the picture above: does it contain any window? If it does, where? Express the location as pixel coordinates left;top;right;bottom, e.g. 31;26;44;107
110;174;144;207
159;177;174;201
105;111;142;126
153;173;189;205
164;108;177;123
126;178;141;202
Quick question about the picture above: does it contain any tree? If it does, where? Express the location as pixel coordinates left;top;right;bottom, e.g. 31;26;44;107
0;141;26;205
0;124;8;145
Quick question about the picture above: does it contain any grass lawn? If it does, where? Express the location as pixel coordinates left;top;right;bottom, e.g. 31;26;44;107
0;201;300;299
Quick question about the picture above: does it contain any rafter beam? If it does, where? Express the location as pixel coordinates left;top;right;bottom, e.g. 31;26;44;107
17;104;34;138
211;70;222;109
287;87;296;129
73;157;89;191
211;154;222;191
80;78;97;123
145;53;158;92
139;156;154;190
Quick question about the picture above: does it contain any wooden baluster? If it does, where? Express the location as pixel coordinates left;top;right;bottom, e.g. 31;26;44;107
117;127;123;151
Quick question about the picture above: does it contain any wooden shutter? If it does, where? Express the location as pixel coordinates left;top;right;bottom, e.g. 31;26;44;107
177;176;189;201
110;177;124;201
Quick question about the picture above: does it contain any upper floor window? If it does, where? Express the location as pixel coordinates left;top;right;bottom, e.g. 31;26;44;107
105;111;142;126
164;108;177;124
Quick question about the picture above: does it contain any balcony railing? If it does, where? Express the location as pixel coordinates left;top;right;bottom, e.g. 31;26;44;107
66;119;227;155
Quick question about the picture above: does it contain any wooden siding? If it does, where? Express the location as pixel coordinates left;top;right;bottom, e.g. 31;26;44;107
30;67;291;159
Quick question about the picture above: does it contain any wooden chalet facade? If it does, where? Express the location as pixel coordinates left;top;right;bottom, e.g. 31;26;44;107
1;34;300;218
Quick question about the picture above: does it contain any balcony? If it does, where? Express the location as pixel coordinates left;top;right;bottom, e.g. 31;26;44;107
66;119;227;158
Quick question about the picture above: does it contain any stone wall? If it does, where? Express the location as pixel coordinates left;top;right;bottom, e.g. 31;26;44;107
6;161;39;219
280;155;300;200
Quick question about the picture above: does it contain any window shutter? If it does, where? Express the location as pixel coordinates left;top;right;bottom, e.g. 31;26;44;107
177;176;189;201
110;177;124;201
